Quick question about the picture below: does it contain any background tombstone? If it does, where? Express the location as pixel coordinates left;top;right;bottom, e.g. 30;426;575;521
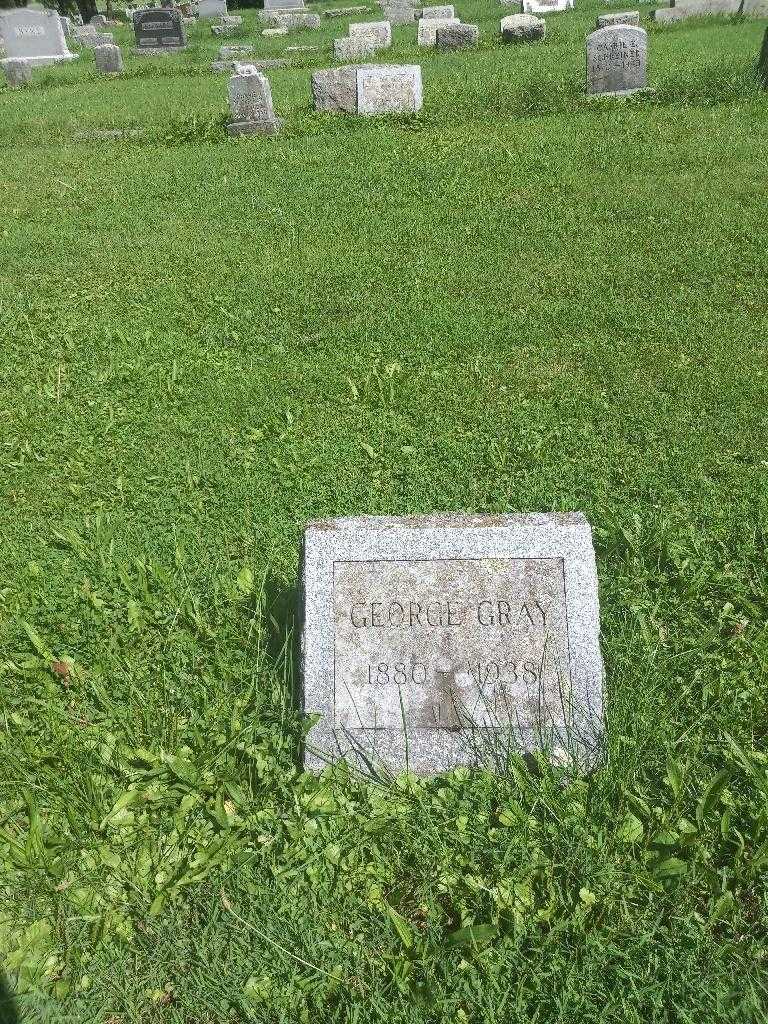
586;23;647;95
263;0;307;8
94;42;123;73
348;19;392;46
227;64;282;134
0;7;77;67
422;3;454;14
597;10;640;26
133;7;187;52
436;22;478;47
90;13;108;27
301;514;604;774
501;13;546;40
312;63;421;114
198;0;228;17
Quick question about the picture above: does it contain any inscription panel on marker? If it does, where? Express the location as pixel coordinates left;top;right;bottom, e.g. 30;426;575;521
333;558;571;731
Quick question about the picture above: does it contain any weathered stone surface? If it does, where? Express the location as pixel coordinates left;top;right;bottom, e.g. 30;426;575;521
349;18;392;44
218;43;254;57
94;42;123;72
334;35;378;59
653;0;768;20
133;8;186;49
421;3;454;14
264;0;306;8
382;3;419;22
272;10;322;28
325;6;371;16
522;0;572;11
90;13;108;28
587;23;647;94
198;0;228;17
597;9;640;24
417;15;459;44
500;12;545;40
212;56;288;71
436;21;478;47
0;7;77;66
312;64;359;111
301;514;604;775
759;25;768;86
4;56;32;86
357;62;422;112
227;64;282;135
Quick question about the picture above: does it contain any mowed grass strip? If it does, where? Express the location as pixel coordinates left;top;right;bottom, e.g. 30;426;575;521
0;2;767;1021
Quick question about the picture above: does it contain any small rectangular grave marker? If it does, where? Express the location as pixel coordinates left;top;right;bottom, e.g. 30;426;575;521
301;514;604;774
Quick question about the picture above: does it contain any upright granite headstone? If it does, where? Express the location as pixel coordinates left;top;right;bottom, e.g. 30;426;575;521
94;42;124;73
133;7;186;51
586;24;647;95
312;63;422;114
301;514;604;774
0;6;77;66
436;21;479;47
417;14;459;44
227;64;282;134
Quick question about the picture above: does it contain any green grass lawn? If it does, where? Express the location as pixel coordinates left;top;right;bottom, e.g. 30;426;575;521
1;2;768;1020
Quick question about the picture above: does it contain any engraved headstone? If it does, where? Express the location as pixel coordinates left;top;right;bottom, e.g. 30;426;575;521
301;514;604;774
227;64;282;135
94;42;123;72
586;23;647;95
133;7;186;51
0;6;77;66
312;62;422;113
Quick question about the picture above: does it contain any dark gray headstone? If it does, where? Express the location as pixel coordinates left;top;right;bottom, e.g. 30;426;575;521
133;7;186;50
301;514;604;775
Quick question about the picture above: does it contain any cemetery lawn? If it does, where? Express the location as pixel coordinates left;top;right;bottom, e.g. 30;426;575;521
1;1;768;1020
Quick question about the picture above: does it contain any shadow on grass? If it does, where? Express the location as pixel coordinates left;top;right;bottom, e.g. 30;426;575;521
0;972;18;1024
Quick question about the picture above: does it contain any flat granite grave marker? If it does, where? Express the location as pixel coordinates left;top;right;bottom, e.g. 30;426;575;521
586;23;647;95
596;10;640;26
133;7;187;52
301;514;604;774
0;6;77;66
